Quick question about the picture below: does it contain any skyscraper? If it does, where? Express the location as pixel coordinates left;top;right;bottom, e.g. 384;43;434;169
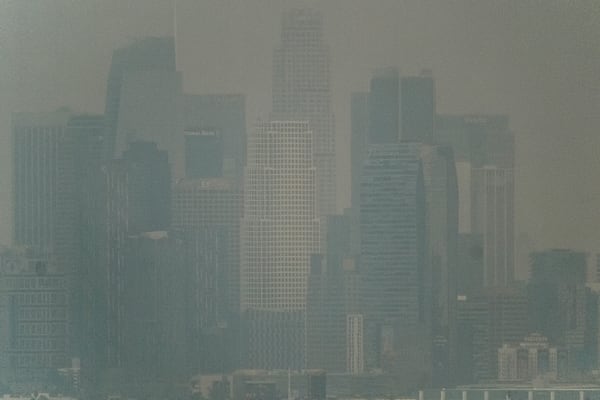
471;166;515;287
171;177;242;319
241;120;320;369
369;68;399;144
367;68;435;145
12;111;80;363
104;37;177;161
184;129;224;179
182;94;246;183
81;141;171;380
273;9;336;217
436;115;515;287
350;92;370;252
306;213;356;373
420;144;459;385
12;111;73;256
400;72;435;144
359;143;428;374
0;250;69;392
529;249;587;372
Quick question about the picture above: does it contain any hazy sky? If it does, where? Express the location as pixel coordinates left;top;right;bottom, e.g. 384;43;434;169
1;0;599;272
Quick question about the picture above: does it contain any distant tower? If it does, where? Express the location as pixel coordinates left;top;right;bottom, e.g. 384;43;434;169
436;115;515;288
400;71;435;144
12;111;73;256
241;120;320;369
104;37;183;175
471;166;515;287
369;68;399;144
360;143;429;373
367;68;435;145
529;249;587;369
182;94;247;183
273;9;336;218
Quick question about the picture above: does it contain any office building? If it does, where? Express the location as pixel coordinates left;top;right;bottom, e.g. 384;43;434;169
184;128;224;179
12;111;73;258
435;115;515;287
456;285;528;383
65;114;106;376
497;333;562;382
471;167;515;287
456;233;485;296
367;68;435;145
359;143;428;374
172;177;242;317
400;72;435;144
420;144;459;385
104;36;177;162
350;92;370;252
529;249;587;373
306;213;357;373
81;141;171;382
0;249;69;392
121;231;187;381
369;68;399;144
241;120;320;369
273;8;336;217
182;94;246;182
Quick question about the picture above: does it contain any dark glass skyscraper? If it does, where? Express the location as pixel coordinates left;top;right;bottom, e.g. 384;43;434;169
368;68;399;144
104;37;176;161
360;143;428;374
183;94;246;183
400;72;435;144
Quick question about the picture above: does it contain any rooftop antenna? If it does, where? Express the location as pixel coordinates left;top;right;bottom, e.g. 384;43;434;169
173;0;179;70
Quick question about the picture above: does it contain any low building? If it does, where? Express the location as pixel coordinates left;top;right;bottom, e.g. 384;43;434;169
0;248;69;393
497;333;564;382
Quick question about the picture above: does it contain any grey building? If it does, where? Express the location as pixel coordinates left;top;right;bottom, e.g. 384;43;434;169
12;111;73;259
0;249;69;392
369;68;399;144
359;143;429;375
104;36;177;162
367;68;435;145
184;129;224;179
350;92;370;252
306;213;358;373
122;231;187;382
528;249;587;373
436;114;515;287
400;72;435;144
80;141;171;385
182;94;246;183
420;145;459;386
171;177;242;317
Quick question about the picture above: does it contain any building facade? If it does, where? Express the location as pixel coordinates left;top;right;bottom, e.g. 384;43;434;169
0;249;69;392
359;143;429;374
272;9;336;218
241;120;320;369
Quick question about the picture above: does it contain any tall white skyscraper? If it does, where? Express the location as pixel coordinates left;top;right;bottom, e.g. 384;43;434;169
241;120;320;368
273;9;336;218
